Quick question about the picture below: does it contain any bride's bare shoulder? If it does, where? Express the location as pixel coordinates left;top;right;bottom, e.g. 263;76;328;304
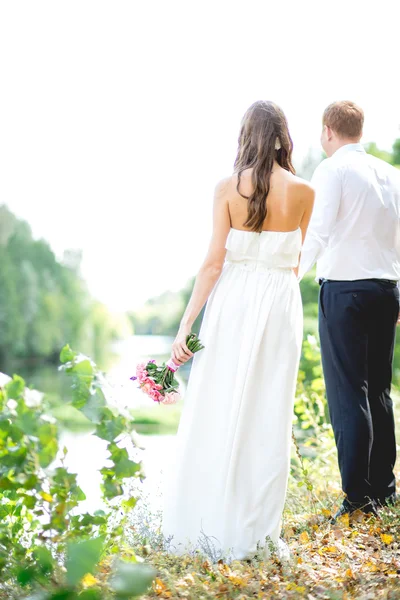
287;173;315;202
214;173;245;198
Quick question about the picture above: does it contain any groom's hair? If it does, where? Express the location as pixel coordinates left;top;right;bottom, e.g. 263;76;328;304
323;101;364;139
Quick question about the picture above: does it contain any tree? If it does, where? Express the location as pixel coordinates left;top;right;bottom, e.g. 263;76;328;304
392;138;400;167
364;142;393;164
0;205;119;370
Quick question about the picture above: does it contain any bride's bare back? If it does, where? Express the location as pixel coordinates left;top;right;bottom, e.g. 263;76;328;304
227;165;314;239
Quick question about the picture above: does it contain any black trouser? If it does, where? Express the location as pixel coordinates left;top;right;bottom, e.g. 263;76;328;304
319;279;399;504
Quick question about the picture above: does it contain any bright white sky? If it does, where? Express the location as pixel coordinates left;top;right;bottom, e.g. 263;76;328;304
1;0;400;311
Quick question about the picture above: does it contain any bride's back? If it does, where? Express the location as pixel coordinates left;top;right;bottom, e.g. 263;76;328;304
228;166;310;233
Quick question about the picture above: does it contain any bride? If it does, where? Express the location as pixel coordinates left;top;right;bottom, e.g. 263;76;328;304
162;100;315;560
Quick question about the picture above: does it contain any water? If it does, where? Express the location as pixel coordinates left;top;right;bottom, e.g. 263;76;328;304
3;335;190;404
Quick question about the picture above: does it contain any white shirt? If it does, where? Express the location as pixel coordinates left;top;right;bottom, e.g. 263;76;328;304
299;143;400;282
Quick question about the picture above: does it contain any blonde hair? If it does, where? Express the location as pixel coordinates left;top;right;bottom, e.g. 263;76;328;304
323;101;364;139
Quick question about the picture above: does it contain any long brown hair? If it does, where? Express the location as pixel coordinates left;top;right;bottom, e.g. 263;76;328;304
234;100;295;232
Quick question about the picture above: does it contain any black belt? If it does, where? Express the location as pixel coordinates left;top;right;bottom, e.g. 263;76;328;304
319;278;398;286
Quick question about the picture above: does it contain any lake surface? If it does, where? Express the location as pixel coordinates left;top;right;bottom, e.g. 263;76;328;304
3;335;190;404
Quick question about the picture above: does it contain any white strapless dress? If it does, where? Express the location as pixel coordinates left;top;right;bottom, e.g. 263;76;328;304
162;227;303;560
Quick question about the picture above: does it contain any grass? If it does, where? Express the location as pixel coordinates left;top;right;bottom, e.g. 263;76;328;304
134;475;400;599
127;399;400;599
131;403;181;435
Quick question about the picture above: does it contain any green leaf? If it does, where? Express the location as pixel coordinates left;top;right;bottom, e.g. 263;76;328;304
5;375;25;400
108;444;142;478
110;562;156;597
49;592;77;600
72;360;93;377
60;344;77;364
66;536;105;586
17;566;37;586
121;496;137;511
0;476;17;490
15;409;38;436
51;405;94;433
33;546;54;575
78;591;102;599
101;476;123;499
22;494;37;509
39;437;59;468
38;422;58;445
95;409;126;441
81;389;106;424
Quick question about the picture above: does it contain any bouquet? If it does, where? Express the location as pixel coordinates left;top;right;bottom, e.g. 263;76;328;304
130;333;204;405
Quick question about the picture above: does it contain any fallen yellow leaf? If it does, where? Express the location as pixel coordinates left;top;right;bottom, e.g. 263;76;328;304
153;578;167;595
228;574;248;586
299;530;310;544
338;513;350;528
218;563;232;577
381;533;394;545
81;573;98;588
350;529;359;538
319;545;338;555
287;583;306;593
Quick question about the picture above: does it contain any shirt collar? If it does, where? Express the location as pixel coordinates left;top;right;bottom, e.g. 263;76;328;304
332;143;366;158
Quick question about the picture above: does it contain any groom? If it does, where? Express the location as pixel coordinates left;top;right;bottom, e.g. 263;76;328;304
299;101;400;519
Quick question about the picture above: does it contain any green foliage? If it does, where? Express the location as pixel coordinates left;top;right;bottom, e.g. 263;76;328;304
66;537;105;586
129;278;204;336
364;141;394;164
109;562;156;598
0;205;123;373
392;138;400;166
0;346;154;599
364;137;400;168
291;334;333;501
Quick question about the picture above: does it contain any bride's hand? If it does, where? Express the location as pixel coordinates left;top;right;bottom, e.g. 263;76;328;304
171;324;194;366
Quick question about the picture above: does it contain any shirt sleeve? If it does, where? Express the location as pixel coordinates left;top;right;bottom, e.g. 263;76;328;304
298;159;342;280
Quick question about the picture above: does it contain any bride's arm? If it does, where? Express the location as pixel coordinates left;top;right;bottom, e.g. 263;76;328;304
171;178;231;366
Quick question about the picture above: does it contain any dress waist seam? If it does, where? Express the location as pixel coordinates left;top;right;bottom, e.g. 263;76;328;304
225;260;294;273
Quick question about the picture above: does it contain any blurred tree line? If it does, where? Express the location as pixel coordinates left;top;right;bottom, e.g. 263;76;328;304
129;136;400;382
0;205;124;372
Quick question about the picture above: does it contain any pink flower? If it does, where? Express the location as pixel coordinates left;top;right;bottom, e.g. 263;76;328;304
141;382;153;395
149;388;162;403
154;384;163;391
161;392;181;405
138;370;149;383
136;363;149;383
